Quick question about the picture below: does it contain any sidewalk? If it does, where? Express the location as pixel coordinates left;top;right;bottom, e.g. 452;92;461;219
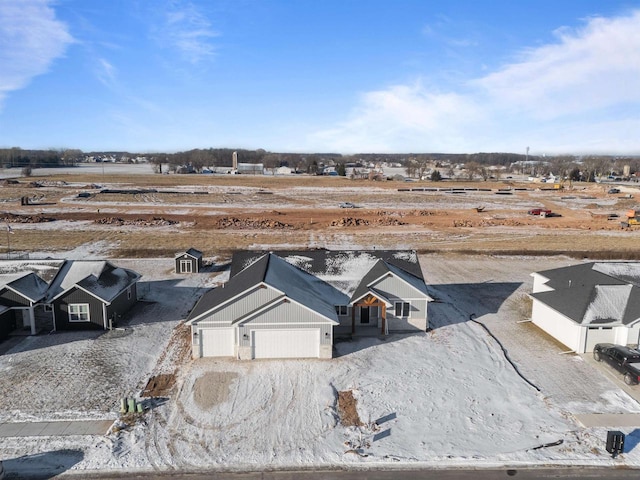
575;414;640;428
0;419;114;437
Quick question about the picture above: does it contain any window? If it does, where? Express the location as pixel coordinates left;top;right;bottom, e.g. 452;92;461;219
335;305;348;316
180;259;193;273
394;301;410;317
69;304;90;322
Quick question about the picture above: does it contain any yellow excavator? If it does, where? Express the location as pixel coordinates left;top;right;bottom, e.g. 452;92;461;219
621;209;640;228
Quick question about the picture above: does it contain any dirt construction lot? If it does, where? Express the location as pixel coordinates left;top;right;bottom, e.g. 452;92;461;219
0;166;639;258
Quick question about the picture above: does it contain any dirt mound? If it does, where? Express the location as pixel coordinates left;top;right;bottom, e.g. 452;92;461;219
142;373;176;397
330;217;370;227
214;217;292;229
1;213;55;223
94;217;177;226
337;390;363;427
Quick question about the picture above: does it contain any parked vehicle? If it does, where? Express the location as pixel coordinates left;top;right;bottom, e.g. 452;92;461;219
608;188;620;194
339;202;356;208
527;208;552;216
593;343;640;385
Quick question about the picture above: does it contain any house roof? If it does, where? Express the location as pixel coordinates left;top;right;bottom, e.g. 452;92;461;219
0;271;49;303
231;249;424;297
531;262;640;326
177;248;202;259
187;253;347;324
46;260;140;303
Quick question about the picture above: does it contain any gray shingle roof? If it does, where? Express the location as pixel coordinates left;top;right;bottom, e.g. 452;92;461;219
532;262;640;325
46;260;140;303
231;249;424;296
187;253;347;323
0;272;49;303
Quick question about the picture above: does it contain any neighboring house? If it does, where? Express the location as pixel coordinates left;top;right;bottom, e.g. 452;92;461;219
187;249;432;360
530;262;640;353
0;272;49;336
175;248;203;274
44;260;141;331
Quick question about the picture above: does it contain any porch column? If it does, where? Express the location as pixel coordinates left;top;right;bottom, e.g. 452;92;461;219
381;304;386;336
351;306;355;334
28;306;36;335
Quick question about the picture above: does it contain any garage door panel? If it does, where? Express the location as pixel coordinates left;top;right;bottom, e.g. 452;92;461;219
253;329;319;359
585;327;614;352
201;328;235;357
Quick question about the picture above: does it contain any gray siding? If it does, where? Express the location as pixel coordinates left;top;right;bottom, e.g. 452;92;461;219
0;288;30;307
196;286;281;325
373;275;426;301
54;287;105;330
176;254;200;273
238;301;334;348
106;284;137;327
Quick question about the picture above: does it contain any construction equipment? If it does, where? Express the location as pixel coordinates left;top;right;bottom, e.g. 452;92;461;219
621;209;640;228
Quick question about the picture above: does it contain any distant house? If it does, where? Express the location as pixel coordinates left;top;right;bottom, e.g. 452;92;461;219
175;248;203;274
276;166;293;175
530;262;640;353
186;250;432;360
45;260;141;330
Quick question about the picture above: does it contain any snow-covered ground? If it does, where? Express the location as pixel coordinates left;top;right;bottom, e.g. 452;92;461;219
2;252;640;475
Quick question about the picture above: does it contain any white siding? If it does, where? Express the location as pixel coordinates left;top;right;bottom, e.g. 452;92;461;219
252;329;320;359
531;299;582;351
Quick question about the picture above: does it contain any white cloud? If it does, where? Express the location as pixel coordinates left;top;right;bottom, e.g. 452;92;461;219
159;1;219;64
0;0;74;107
476;11;640;119
311;10;640;154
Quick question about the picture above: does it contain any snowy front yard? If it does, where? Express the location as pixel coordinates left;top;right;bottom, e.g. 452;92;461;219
3;253;640;475
137;329;570;470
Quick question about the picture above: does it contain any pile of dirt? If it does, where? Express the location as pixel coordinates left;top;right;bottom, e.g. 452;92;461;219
330;217;370;227
337;390;363;427
452;219;474;227
376;217;407;226
1;213;56;223
142;373;176;397
94;217;178;226
213;217;292;229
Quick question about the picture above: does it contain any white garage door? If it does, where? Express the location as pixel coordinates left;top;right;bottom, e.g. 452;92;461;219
584;327;615;352
252;329;320;359
201;328;235;357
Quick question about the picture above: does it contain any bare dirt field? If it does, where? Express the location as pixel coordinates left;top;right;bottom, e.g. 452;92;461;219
1;169;639;258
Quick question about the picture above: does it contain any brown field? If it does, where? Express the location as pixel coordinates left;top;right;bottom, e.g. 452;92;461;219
1;172;639;258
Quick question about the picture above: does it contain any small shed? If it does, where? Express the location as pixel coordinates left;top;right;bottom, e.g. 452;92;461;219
176;248;203;274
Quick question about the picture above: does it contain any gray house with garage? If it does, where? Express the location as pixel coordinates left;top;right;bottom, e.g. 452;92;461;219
530;262;640;353
186;249;432;360
0;259;141;340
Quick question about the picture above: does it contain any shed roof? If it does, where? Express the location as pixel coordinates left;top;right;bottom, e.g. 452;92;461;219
177;248;202;259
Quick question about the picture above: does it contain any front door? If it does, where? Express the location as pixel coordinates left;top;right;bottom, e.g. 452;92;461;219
360;306;370;324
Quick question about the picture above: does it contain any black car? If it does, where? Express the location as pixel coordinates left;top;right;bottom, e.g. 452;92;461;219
593;343;640;385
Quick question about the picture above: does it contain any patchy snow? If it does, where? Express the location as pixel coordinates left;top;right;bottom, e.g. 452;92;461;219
583;285;632;324
594;262;640;286
5;253;640;475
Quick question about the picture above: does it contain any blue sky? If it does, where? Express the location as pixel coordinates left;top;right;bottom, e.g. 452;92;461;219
1;0;639;155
